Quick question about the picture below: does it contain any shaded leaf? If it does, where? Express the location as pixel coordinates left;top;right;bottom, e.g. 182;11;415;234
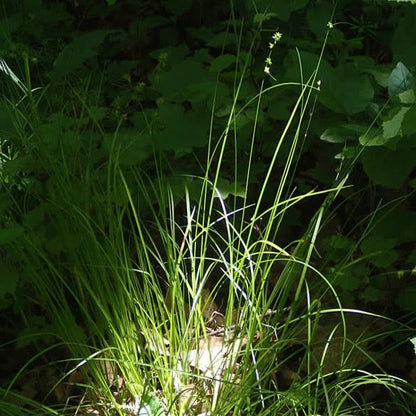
253;12;278;24
392;10;416;67
253;0;308;21
209;54;236;72
150;58;215;100
396;285;416;312
216;178;246;199
154;103;208;154
324;64;374;114
0;226;24;245
402;106;416;134
321;128;348;143
362;146;416;188
164;0;192;15
0;266;19;297
360;236;398;267
307;2;332;38
53;30;114;76
321;125;364;143
369;208;416;246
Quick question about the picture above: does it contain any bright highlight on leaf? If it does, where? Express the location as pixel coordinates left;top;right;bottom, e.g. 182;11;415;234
388;61;415;96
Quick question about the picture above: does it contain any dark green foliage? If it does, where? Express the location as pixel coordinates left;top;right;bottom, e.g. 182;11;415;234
0;0;415;351
0;3;415;415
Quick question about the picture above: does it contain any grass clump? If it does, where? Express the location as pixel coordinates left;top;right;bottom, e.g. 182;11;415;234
1;21;415;416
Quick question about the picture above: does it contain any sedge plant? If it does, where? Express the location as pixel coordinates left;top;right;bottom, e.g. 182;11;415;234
1;15;415;416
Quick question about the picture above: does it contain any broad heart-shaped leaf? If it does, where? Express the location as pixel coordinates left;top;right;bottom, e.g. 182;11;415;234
154;103;209;154
135;394;164;416
320;64;374;115
362;146;416;188
53;30;114;77
321;128;350;144
392;10;416;68
321;124;365;143
103;128;153;166
388;62;415;96
253;12;278;24
215;178;246;199
0;226;24;245
251;0;308;21
382;106;409;139
360;106;410;146
360;236;398;268
370;208;416;246
359;128;390;146
307;1;333;39
209;54;236;73
286;52;374;115
150;52;216;100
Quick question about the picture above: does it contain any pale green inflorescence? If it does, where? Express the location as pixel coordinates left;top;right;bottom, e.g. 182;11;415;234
264;31;282;81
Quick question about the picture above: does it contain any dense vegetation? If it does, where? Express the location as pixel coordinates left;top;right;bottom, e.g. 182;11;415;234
1;0;415;415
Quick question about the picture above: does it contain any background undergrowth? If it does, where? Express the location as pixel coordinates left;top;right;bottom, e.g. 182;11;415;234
0;0;415;415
